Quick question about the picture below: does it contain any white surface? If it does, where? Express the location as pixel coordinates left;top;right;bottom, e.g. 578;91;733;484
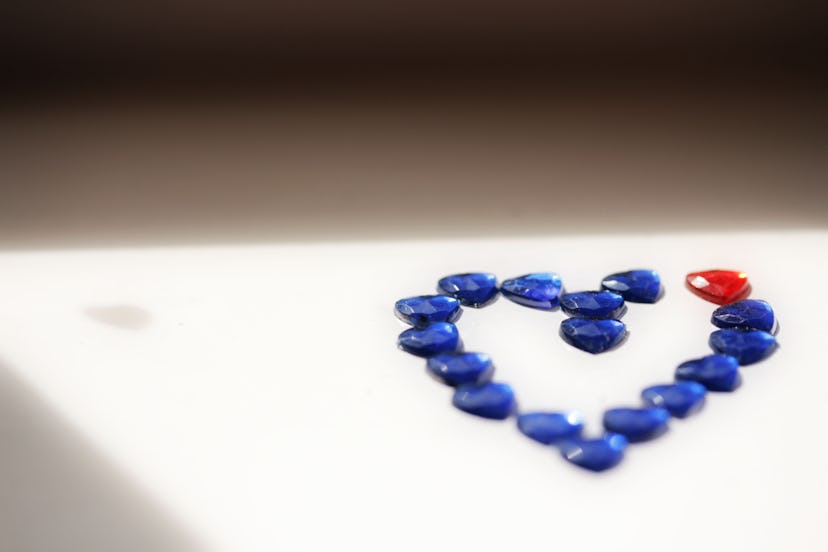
0;231;826;552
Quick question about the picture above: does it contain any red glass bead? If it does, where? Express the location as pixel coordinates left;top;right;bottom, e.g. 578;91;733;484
685;270;750;305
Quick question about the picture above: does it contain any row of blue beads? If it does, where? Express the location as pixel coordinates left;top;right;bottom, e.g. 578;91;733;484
394;272;778;472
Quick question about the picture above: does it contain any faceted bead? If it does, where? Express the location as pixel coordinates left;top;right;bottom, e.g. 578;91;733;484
711;299;776;333
560;291;625;319
517;412;584;444
452;381;516;420
601;269;662;303
394;295;462;327
398;322;462;357
641;382;707;418
426;352;494;386
559;434;628;472
685;269;750;305
602;407;670;443
500;272;563;310
437;273;499;307
709;329;777;365
559;318;626;354
675;354;741;391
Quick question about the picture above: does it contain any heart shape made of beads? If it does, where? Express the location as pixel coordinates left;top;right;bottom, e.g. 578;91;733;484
394;269;778;472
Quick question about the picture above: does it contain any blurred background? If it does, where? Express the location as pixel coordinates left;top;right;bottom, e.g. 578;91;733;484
0;5;827;551
1;1;826;248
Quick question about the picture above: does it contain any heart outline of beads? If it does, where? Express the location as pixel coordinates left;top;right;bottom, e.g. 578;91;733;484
394;269;779;472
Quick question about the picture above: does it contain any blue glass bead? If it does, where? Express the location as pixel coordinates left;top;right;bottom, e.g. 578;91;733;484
560;291;626;319
426;352;494;386
517;412;584;445
559;434;628;472
675;354;741;391
559;318;626;354
709;329;777;365
398;322;462;357
452;382;516;420
603;407;670;443
500;272;563;310
394;295;462;327
641;382;707;418
437;273;499;307
601;269;662;303
711;300;776;333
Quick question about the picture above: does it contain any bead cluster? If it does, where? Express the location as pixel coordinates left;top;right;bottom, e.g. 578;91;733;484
394;269;778;472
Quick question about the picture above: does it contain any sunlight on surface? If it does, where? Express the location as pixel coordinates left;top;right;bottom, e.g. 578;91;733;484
0;231;825;550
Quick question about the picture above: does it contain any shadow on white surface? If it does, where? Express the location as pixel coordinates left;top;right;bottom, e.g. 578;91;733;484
84;305;153;331
0;361;202;552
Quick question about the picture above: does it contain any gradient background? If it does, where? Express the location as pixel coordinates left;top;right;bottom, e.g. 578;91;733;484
1;1;826;247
